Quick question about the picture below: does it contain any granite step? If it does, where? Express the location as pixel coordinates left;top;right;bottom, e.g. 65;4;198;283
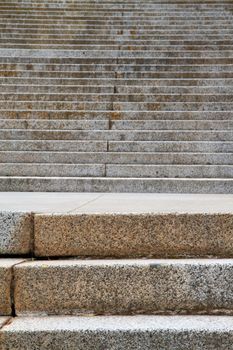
1;43;233;52
1;111;232;121
3;37;233;45
0;101;232;111
0;94;232;103
1;315;233;350
9;63;233;71
1;25;232;31
0;119;232;130
1;71;233;79
0;85;114;93
0;177;232;193
2;30;233;36
1;139;231;153
1;85;232;95
0;259;25;316
106;164;233;178
1;10;231;15
0;140;108;152
0;57;231;65
33;210;233;258
0;130;232;141
0;11;231;16
12;259;233;315
2;45;233;51
0;78;231;87
1;152;233;165
0;163;105;177
109;141;233;153
1;19;232;25
0;49;232;59
0;119;109;130
111;120;233;130
1;64;233;72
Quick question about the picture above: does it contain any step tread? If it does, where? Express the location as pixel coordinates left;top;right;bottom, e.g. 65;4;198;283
1;315;233;350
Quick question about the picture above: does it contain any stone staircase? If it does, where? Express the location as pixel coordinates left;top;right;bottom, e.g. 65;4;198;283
0;0;232;192
1;193;233;348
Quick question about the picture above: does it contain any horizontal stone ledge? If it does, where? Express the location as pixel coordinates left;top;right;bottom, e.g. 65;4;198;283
0;49;232;59
13;259;233;315
1;315;233;349
0;177;233;193
34;212;233;258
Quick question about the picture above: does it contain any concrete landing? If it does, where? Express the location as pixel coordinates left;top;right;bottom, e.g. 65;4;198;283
0;192;233;214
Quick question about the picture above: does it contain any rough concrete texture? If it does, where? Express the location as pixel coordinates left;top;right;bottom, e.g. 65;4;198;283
34;213;233;258
0;212;33;255
1;316;233;350
13;259;233;316
0;259;25;316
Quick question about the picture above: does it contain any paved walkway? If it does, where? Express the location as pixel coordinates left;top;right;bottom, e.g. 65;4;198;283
0;192;233;213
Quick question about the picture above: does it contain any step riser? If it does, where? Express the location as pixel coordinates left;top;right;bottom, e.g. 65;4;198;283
0;87;232;95
0;178;232;193
0;78;231;86
0;95;232;103
0;102;232;111
0;111;232;120
0;141;108;152
34;213;233;258
2;44;233;52
110;141;233;153
106;165;233;178
0;49;232;58
1;64;233;72
0;120;109;130
0;164;105;177
0;141;231;153
14;260;233;315
1;153;233;165
0;130;232;141
2;72;233;78
0;119;232;130
0;58;231;65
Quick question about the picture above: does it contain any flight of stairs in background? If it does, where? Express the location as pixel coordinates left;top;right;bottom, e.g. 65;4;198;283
0;0;232;192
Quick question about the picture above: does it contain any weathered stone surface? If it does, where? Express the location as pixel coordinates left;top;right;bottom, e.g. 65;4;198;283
0;177;232;193
0;164;105;177
0;212;33;255
34;213;233;258
1;316;233;350
14;259;233;316
0;259;25;316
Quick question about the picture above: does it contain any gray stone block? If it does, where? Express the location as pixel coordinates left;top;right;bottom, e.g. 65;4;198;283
34;213;233;258
0;141;107;152
1;151;233;165
0;119;109;130
0;212;33;255
0;259;25;315
109;141;233;153
0;177;232;193
0;164;105;177
13;259;233;316
106;164;233;178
